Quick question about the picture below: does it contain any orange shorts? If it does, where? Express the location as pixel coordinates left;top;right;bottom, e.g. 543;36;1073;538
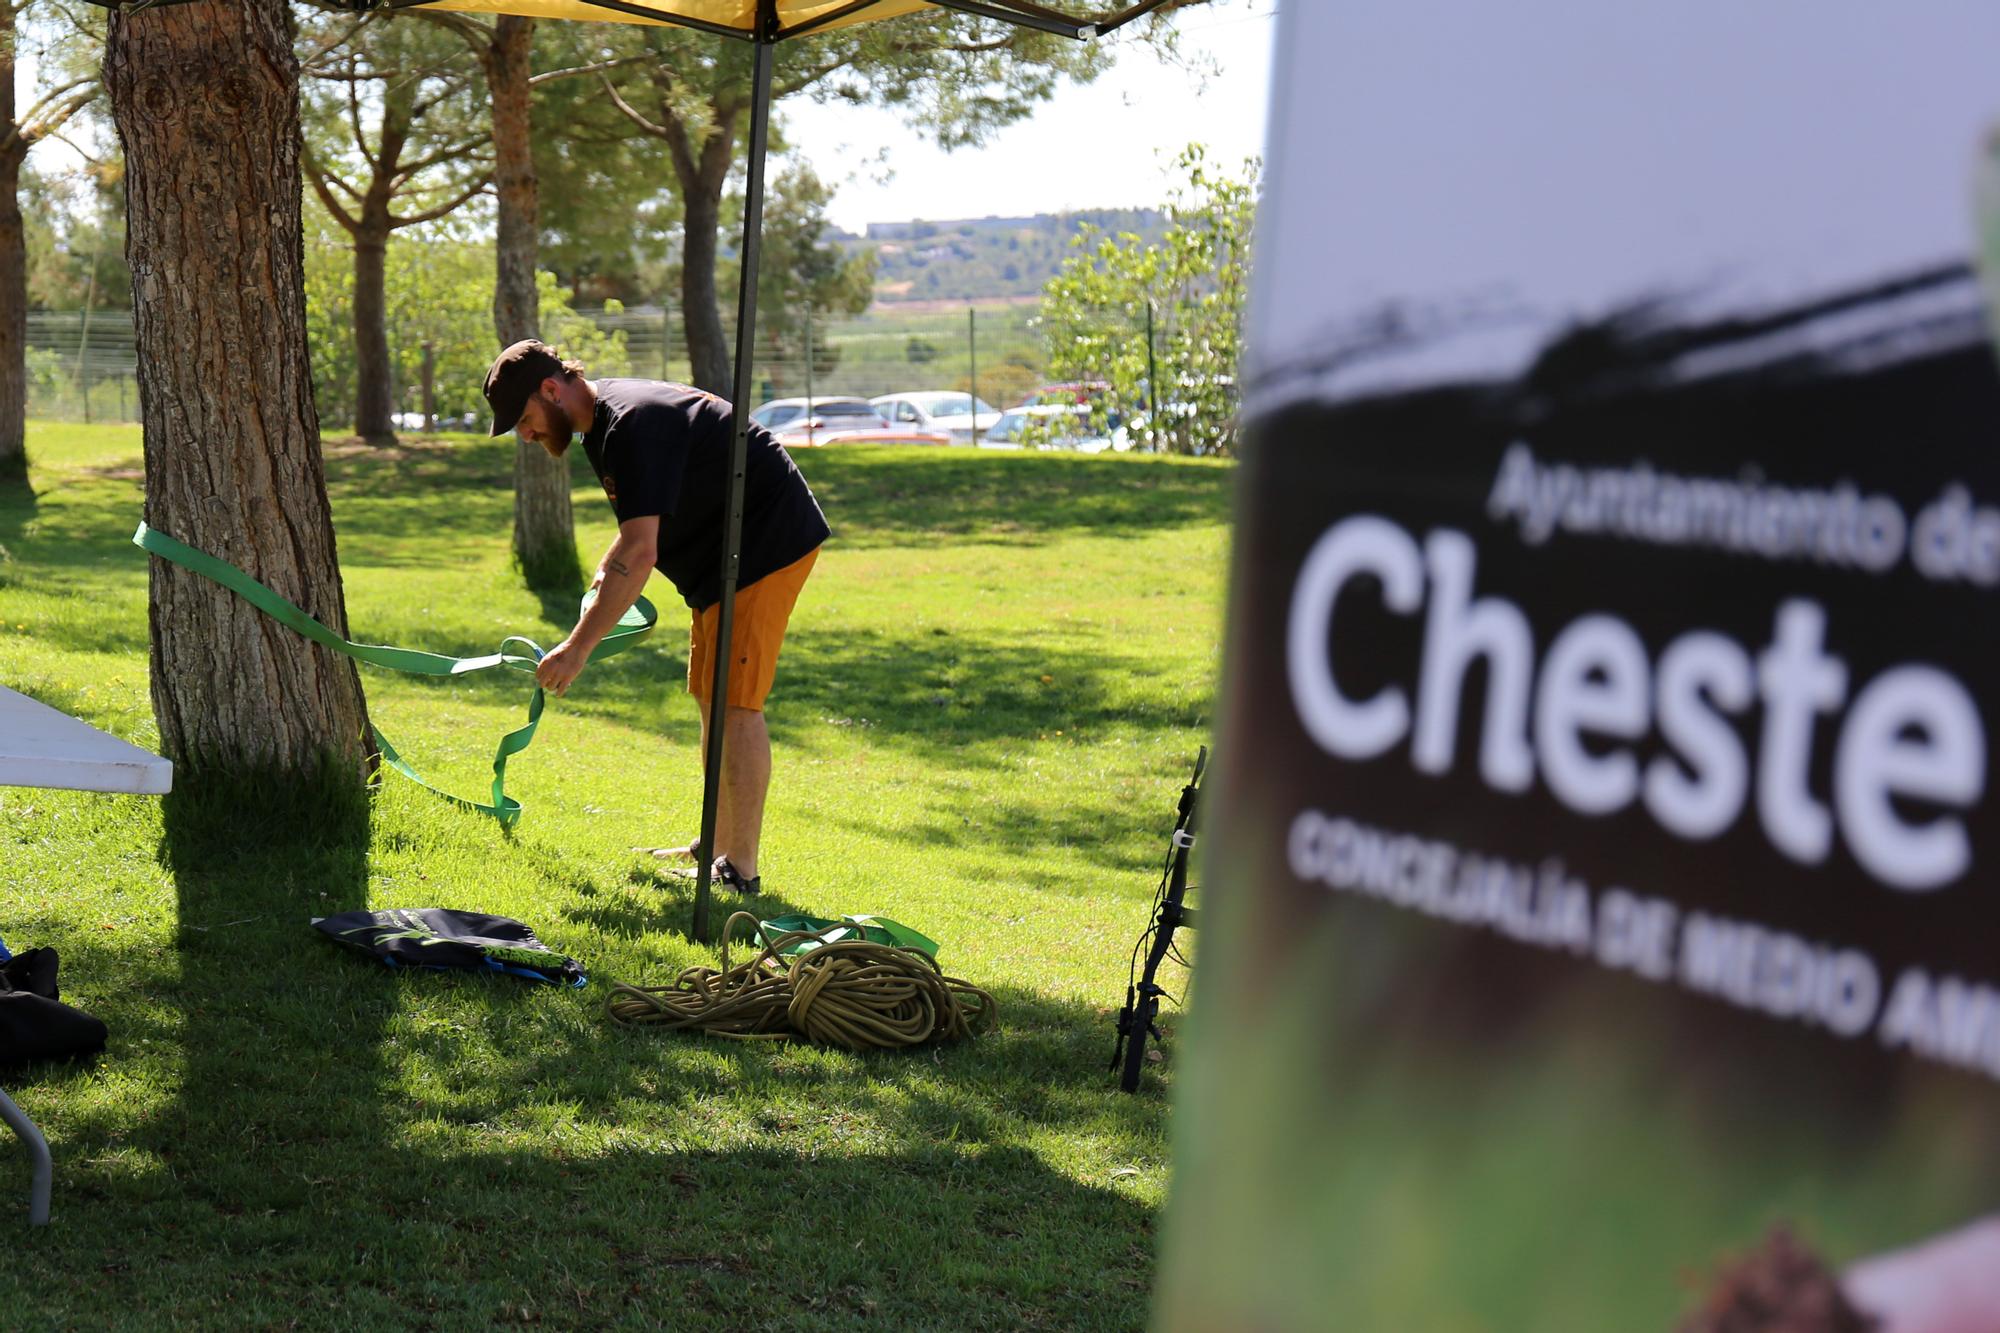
687;546;818;711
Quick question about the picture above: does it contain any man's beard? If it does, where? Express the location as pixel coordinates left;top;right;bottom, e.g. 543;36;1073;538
542;400;579;455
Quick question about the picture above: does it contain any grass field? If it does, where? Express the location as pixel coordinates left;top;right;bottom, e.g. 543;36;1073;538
0;423;1230;1330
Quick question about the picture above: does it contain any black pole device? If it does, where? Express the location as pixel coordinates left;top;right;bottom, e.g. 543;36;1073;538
692;2;778;945
1111;746;1205;1092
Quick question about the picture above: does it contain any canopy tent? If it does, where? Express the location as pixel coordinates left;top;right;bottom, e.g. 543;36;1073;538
370;0;1169;41
99;0;1171;939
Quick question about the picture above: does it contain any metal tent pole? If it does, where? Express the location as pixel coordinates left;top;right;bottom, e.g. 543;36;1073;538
692;14;777;944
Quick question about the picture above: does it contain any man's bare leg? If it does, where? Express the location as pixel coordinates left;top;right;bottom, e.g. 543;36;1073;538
718;706;772;879
673;698;772;880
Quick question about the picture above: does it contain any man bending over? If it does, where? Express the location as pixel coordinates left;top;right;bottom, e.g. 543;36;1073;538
483;339;828;896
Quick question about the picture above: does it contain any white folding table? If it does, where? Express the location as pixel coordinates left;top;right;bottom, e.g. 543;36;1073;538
0;683;172;1224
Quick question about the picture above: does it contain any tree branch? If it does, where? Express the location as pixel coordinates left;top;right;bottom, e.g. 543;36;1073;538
529;53;652;87
19;83;99;148
304;63;410;83
407;65;484;122
302;140;362;234
406;6;492;53
595;70;673;142
2;78;97;161
388;171;492;229
15;75;96;129
772;57;851;99
347;68;381;173
391;133;492;183
41;127;100;165
298;11;372;70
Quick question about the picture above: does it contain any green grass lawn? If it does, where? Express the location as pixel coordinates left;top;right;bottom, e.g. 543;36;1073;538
0;423;1229;1330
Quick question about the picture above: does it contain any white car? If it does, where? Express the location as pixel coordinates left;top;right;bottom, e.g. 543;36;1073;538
748;396;885;434
978;403;1127;453
871;391;1002;444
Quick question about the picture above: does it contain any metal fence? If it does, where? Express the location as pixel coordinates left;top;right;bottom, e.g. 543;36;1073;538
25;309;141;424
23;299;1167;429
578;300;1063;411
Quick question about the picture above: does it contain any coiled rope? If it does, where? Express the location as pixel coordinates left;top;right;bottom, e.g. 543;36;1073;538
606;913;997;1049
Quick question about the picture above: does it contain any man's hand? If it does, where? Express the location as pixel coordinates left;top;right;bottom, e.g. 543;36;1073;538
536;638;589;696
543;515;659;699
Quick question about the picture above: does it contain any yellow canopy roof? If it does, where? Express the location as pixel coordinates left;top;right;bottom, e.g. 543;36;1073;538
408;0;1107;41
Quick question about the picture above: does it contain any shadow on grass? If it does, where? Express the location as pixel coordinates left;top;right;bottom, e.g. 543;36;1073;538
21;1137;1160;1329
819;783;1171;886
0;465;39;578
151;762;389;1229
12;913;1170;1328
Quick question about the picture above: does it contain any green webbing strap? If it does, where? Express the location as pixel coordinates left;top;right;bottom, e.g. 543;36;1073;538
133;521;657;825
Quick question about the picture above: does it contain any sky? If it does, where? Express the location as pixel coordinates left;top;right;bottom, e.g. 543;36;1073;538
780;0;1278;233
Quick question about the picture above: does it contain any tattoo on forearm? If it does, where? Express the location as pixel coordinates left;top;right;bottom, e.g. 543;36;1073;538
607;557;631;577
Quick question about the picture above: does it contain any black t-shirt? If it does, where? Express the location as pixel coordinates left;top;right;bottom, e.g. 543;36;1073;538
579;379;830;610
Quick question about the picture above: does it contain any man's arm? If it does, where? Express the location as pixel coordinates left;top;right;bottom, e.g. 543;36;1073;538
536;514;659;695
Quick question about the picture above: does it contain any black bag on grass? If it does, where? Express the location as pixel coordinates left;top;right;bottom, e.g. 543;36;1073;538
311;908;586;987
0;946;108;1067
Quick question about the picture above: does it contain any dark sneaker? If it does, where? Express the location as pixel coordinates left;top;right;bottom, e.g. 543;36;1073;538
663;854;761;896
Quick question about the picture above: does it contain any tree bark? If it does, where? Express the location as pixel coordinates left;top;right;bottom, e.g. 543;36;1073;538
0;143;25;485
488;13;577;591
489;15;538;344
106;0;373;788
679;181;731;397
351;221;395;441
0;6;27;485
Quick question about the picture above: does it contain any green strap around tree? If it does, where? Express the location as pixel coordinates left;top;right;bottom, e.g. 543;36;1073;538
133;522;656;825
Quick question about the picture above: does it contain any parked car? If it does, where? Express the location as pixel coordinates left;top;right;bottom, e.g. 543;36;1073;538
978;403;1127;453
870;391;1002;444
1016;381;1114;408
748;396;883;435
773;422;951;448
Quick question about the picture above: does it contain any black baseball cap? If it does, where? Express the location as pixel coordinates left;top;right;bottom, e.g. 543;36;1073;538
483;339;565;437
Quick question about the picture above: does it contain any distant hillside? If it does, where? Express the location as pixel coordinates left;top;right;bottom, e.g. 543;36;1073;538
833;210;1169;305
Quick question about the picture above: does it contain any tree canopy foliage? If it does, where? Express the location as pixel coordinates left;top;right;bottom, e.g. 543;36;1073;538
722;161;875;397
1040;144;1257;456
302;209;628;431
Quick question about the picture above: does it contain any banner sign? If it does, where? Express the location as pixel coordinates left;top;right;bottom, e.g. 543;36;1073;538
1163;6;2000;1329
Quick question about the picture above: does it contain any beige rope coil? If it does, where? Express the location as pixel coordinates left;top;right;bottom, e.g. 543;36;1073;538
606;912;997;1050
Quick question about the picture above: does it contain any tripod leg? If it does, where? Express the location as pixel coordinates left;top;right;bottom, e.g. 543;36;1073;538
1119;992;1157;1093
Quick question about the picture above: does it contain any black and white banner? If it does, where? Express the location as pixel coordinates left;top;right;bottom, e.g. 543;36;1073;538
1164;6;2000;1330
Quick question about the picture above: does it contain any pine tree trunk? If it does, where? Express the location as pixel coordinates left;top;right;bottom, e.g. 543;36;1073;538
0;144;26;486
489;14;577;591
0;9;28;486
490;16;538;345
106;0;373;788
680;186;731;397
352;223;396;442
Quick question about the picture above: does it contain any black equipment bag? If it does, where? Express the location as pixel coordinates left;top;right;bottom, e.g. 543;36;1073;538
0;947;108;1068
312;908;586;986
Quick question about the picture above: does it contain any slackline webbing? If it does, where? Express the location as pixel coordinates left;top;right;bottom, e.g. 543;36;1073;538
133;521;657;825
